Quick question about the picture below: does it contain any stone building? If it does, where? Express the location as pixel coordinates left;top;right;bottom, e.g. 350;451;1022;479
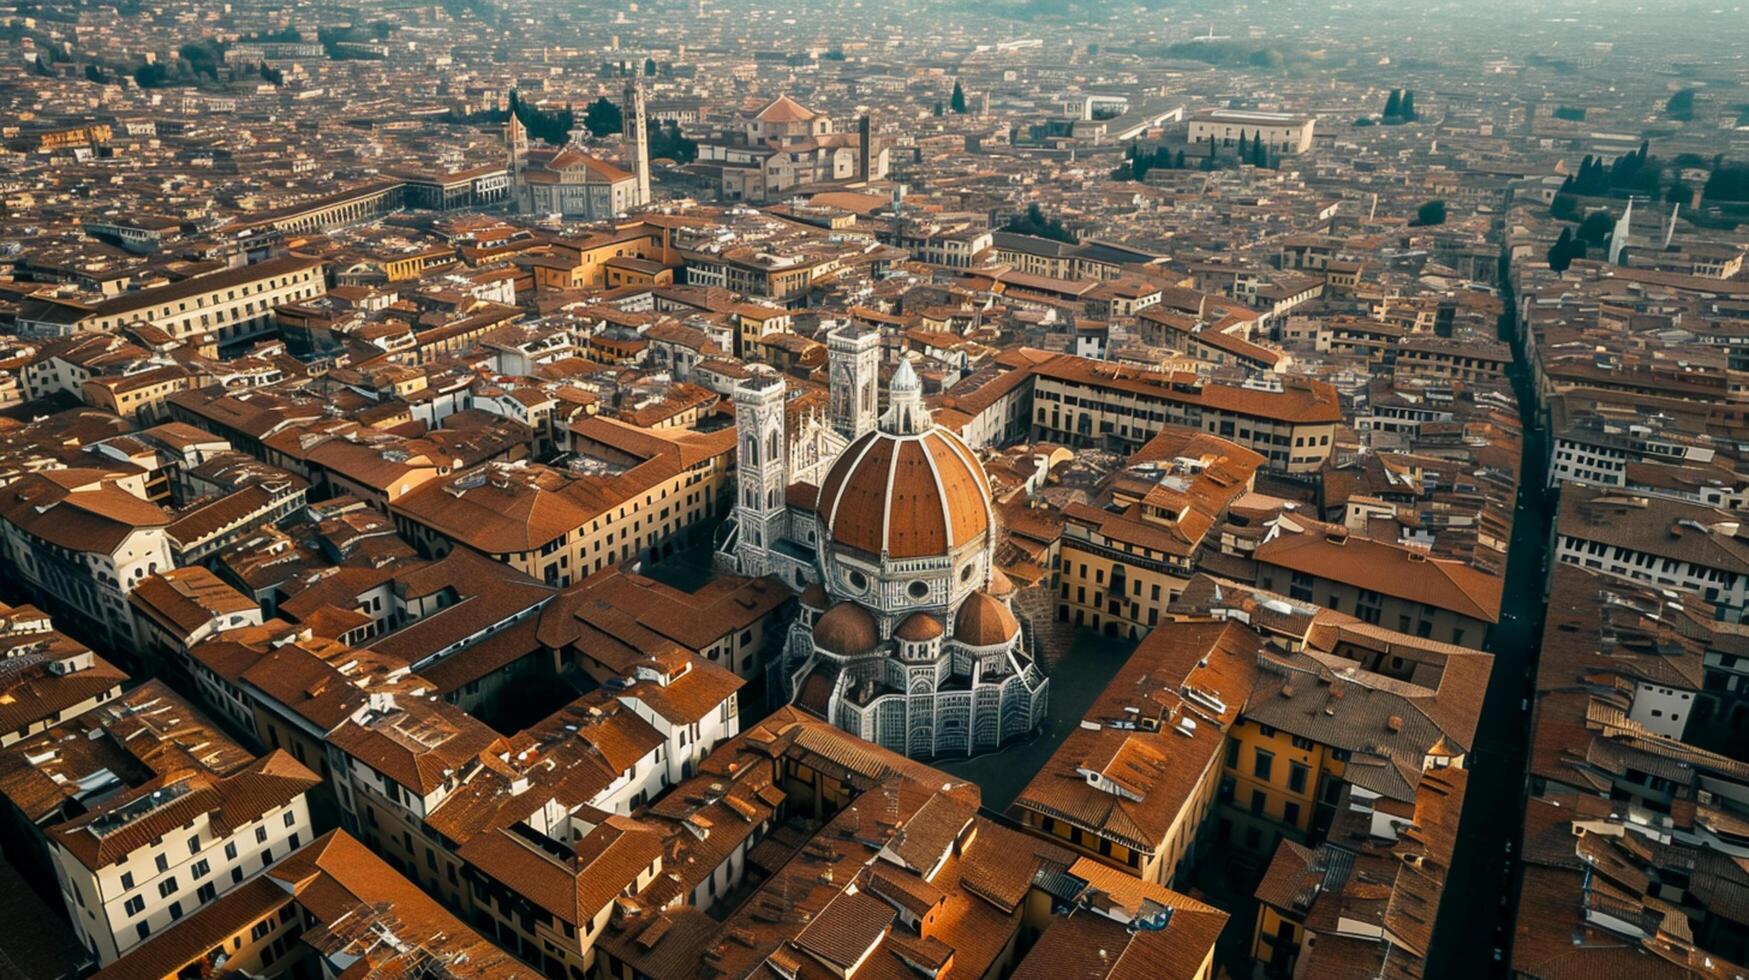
717;345;1048;759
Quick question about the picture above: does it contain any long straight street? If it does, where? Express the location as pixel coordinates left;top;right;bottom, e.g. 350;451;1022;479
1426;254;1553;979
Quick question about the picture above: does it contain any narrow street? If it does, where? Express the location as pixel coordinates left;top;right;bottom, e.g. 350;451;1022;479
1425;252;1553;979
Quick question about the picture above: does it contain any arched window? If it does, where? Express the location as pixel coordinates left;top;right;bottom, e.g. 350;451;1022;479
767;430;780;459
744;437;757;465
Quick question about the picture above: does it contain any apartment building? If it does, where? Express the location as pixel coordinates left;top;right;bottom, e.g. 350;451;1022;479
597;706;1228;980
1136;309;1289;375
49;752;319;965
1057;427;1263;636
1167;580;1490;863
0;470;174;654
321;654;742;976
1251;767;1467;976
89;830;525;980
1010;619;1261;889
0;602;126;747
392;417;734;585
1513;563;1749;978
1553;487;1749;622
1252;519;1501;649
1394;335;1512;385
128;567;265;668
539;565;790;681
0;681;318;966
1025;350;1342;473
21;257;326;347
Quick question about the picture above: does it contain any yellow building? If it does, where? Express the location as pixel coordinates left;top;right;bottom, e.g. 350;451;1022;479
1057;426;1263;637
1025;350;1342;473
1009;619;1260;889
43;256;326;348
1182;579;1488;860
530;222;674;291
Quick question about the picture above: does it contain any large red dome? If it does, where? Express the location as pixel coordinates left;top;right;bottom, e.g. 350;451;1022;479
815;427;993;560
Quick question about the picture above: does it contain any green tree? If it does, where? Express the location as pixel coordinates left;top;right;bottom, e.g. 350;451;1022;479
643;57;656;76
582;96;622;138
1401;90;1416;120
1002;203;1076;243
1666;89;1696;121
1412;200;1447;226
1253;137;1267;168
1175;149;1185;169
950;80;966;114
133;61;170;87
1384;88;1402;118
178;39;223;80
649;119;698;163
1577;209;1614;245
933;100;944;117
1547;228;1576;272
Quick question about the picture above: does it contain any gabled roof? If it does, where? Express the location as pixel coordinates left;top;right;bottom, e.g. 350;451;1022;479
753;95;818;124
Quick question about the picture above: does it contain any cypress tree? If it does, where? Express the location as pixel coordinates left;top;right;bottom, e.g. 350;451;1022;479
1384;89;1402;118
1548;227;1574;273
1401;89;1416;120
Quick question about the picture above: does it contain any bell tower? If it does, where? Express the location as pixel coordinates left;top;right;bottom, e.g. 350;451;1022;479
505;108;528;212
827;324;880;442
623;77;652;208
732;374;787;577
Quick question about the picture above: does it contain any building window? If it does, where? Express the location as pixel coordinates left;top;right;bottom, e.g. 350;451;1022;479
1253;749;1274;780
1288;763;1309;794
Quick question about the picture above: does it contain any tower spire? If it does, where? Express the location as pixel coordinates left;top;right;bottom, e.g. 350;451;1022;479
882;359;928;435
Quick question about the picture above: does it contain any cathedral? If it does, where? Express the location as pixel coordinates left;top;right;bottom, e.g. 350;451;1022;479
716;327;1050;760
506;80;651;219
697;95;890;203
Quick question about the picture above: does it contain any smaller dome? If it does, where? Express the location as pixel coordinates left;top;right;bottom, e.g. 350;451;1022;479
895;612;944;642
814;602;879;656
954;591;1020;647
800;582;829;611
988;567;1016;598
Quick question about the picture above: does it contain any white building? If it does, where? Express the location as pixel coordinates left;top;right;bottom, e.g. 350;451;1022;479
1187;109;1316;154
0;470;174;654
